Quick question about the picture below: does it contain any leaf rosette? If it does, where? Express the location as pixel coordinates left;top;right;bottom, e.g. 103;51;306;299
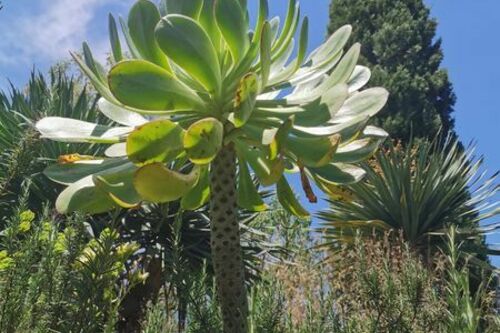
37;0;389;216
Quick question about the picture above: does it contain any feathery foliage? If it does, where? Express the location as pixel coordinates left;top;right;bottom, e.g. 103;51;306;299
328;0;456;142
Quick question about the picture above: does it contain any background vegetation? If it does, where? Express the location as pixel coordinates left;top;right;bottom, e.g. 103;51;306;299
0;0;498;332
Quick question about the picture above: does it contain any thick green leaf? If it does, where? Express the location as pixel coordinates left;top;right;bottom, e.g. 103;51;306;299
183;118;223;164
56;176;117;214
233;73;259;127
198;0;222;51
272;0;297;52
165;0;203;18
277;176;309;218
127;119;185;166
348;66;371;93
71;52;117;103
287;134;340;167
260;21;272;90
237;158;267;211
128;0;170;69
311;163;366;185
82;42;106;83
306;24;351;66
155;15;221;93
214;0;249;63
108;60;204;111
235;141;284;186
333;87;389;121
109;14;123;62
319;43;360;90
44;158;130;185
93;164;141;208
181;165;210;210
36;117;130;143
119;15;142;59
134;163;201;203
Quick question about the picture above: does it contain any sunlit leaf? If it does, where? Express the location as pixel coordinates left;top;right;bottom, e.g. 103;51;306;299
237;158;267;211
134;163;200;203
156;14;221;93
127;119;185;166
181;165;210;210
98;98;147;127
277;176;309;218
184;117;224;164
108;60;204;111
214;0;249;62
36;117;131;143
128;0;170;69
232;73;259;127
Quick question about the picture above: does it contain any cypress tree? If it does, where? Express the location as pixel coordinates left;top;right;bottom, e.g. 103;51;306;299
328;0;456;142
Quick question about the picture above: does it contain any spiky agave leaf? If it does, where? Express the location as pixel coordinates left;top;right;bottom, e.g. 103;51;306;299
318;136;499;262
36;0;388;217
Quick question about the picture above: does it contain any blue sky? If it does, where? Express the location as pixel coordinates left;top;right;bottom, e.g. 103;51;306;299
0;0;498;264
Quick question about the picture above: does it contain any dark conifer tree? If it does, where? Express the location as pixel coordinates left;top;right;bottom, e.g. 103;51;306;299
328;0;456;142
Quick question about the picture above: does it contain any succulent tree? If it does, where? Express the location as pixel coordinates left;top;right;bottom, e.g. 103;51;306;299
35;0;388;330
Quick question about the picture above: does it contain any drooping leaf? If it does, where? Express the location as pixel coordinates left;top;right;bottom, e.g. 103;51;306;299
93;164;141;208
181;165;210;210
155;14;221;93
287;134;341;167
347;65;371;93
44;158;130;185
92;165;142;209
237;158;267;211
311;163;366;185
236;141;284;186
128;0;170;69
333;87;389;121
108;60;204;111
55;176;117;214
214;0;249;63
134;163;201;203
183;117;224;164
36;117;131;143
105;143;127;157
127;119;185;166
277;176;309;218
98;98;147;127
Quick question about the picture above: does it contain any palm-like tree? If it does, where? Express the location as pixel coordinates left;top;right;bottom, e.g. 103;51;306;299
319;137;499;264
35;0;388;330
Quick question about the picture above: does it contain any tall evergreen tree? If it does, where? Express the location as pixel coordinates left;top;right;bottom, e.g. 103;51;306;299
328;0;456;142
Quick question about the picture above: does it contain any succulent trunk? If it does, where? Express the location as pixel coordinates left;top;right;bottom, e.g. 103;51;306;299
209;145;248;332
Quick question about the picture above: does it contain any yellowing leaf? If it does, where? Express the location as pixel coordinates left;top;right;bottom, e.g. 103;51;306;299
126;119;185;166
183;118;224;164
134;163;201;203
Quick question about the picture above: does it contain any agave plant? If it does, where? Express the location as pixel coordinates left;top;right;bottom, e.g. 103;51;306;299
319;136;499;263
0;70;109;220
35;0;388;330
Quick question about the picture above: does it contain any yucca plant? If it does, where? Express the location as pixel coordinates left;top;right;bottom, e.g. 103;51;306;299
319;136;499;264
35;0;388;330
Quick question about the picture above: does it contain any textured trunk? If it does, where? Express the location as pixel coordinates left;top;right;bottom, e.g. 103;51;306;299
210;145;248;332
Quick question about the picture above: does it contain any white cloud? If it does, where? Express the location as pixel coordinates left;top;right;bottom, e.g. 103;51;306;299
0;0;125;65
